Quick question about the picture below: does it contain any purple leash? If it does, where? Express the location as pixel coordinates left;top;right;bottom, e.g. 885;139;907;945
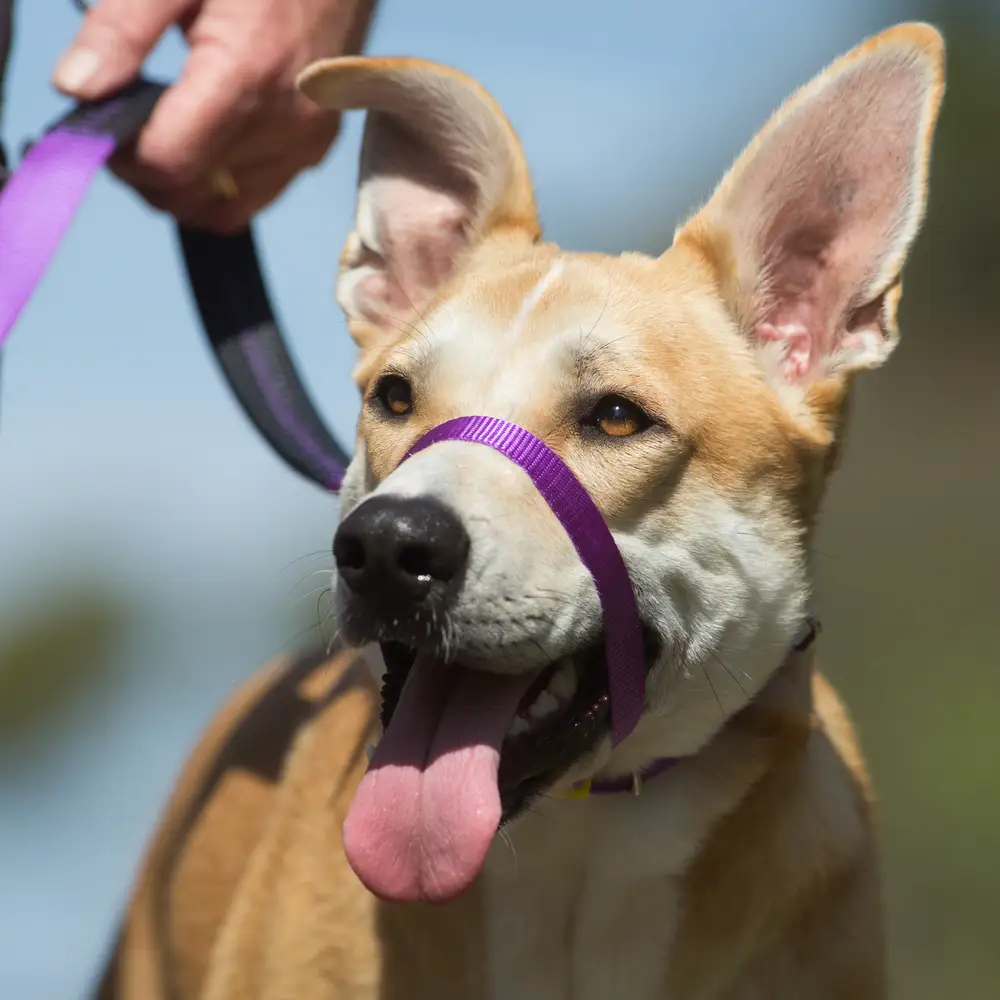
0;80;163;349
0;82;650;746
0;130;114;341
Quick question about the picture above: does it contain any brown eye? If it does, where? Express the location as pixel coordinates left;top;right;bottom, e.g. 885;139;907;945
374;375;413;416
585;395;651;439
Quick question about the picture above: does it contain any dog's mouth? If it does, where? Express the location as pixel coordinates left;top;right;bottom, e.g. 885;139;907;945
379;636;660;814
342;630;659;906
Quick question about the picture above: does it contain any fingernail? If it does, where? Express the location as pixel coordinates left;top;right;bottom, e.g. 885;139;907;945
53;48;101;94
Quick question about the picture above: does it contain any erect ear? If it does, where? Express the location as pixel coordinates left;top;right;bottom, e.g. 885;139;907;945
298;56;540;351
674;23;945;390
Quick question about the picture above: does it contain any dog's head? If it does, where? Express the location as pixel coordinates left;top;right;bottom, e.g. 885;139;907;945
298;23;944;903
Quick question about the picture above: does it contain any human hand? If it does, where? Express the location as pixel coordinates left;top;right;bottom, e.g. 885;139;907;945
53;0;375;233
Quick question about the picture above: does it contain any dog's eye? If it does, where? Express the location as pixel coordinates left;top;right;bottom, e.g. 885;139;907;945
584;395;652;439
373;375;413;416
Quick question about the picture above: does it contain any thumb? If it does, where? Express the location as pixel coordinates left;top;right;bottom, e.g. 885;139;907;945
52;0;191;100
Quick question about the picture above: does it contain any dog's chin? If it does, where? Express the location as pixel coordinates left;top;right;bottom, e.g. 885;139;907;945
377;628;661;821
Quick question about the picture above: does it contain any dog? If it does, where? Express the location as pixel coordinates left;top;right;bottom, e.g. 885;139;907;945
94;22;945;999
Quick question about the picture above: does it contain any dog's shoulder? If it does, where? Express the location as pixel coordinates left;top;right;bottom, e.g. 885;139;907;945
664;662;883;996
93;644;378;1000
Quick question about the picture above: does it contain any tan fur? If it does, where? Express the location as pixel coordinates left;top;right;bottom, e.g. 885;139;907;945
95;646;878;999
95;23;943;999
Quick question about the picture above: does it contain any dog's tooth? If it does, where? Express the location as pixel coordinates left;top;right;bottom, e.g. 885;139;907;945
365;742;375;762
529;690;559;719
548;665;577;701
507;715;530;737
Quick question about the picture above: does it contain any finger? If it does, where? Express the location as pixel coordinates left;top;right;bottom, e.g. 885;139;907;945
178;164;300;234
127;44;254;188
111;102;338;211
126;154;308;234
219;102;341;172
107;128;239;197
52;0;192;100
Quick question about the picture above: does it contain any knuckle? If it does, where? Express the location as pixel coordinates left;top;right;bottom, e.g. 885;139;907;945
134;136;202;187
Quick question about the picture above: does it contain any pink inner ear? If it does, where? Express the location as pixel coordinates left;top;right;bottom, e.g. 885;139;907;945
755;214;862;380
753;186;897;381
755;223;842;379
725;52;932;381
757;317;813;380
357;175;470;320
349;111;479;329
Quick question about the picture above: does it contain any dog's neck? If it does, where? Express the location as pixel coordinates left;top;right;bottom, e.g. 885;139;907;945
572;616;821;800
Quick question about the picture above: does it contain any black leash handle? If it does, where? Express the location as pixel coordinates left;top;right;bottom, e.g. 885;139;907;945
177;226;350;490
12;75;352;490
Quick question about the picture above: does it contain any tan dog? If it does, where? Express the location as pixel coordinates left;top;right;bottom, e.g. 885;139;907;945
95;23;945;999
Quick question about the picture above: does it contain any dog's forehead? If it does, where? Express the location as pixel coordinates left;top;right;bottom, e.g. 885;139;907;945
414;251;698;395
381;246;803;490
440;254;611;341
367;242;779;459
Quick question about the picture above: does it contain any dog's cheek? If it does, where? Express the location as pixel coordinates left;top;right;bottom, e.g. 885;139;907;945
615;530;689;649
624;488;808;718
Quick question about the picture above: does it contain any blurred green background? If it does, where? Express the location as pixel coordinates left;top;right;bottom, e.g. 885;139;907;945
814;4;1000;993
1;0;997;996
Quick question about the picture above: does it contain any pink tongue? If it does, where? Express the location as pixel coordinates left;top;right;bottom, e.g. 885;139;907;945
343;655;535;903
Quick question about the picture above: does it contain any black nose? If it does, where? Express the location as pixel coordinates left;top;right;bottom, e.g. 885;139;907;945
333;495;470;612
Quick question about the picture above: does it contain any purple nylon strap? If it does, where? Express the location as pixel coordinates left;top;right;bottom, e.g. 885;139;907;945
1;78;166;347
406;415;646;746
0;130;114;346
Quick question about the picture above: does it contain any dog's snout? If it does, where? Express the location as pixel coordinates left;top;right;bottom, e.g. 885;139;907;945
334;496;470;610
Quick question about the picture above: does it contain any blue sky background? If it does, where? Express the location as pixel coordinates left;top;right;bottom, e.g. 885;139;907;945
0;1;914;995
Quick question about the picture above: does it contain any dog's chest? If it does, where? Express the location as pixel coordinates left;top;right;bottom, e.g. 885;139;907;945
477;787;707;1000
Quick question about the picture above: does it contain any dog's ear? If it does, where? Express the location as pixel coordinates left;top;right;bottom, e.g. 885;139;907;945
298;57;539;351
674;23;944;399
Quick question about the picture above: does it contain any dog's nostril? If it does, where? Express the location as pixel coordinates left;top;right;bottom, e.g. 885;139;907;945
333;496;470;603
398;543;434;580
334;534;366;572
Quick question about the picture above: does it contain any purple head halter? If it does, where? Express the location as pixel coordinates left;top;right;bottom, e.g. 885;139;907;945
0;83;649;745
406;417;646;745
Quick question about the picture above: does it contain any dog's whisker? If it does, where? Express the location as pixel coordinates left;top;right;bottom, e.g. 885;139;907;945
288;569;336;599
280;550;334;572
285;608;334;650
324;621;343;657
497;827;519;875
710;651;749;697
292;583;335;606
386;268;439;348
314;588;337;646
701;661;726;719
